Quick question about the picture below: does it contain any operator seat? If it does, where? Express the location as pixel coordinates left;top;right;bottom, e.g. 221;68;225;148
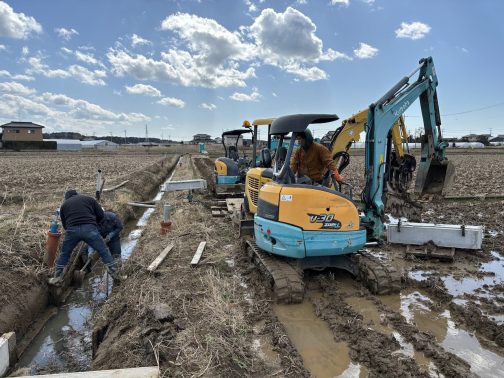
261;148;272;167
275;146;287;168
228;146;239;161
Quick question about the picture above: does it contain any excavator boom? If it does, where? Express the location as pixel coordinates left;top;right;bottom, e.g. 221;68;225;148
363;57;455;238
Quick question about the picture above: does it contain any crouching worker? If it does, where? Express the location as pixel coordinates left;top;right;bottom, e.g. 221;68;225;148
86;210;123;266
49;190;123;285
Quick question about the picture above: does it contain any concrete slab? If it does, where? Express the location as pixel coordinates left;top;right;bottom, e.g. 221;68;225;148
15;366;159;377
162;179;207;192
0;334;9;377
387;222;483;250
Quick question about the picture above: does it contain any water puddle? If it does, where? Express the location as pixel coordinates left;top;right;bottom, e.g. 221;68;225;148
16;161;180;374
383;289;504;377
408;251;504;300
273;292;355;378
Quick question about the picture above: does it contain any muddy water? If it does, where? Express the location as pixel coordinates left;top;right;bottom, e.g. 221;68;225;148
338;276;440;377
382;289;504;378
273;292;359;378
15;164;179;374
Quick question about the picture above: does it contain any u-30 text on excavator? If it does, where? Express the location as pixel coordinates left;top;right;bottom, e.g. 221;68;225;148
242;57;455;303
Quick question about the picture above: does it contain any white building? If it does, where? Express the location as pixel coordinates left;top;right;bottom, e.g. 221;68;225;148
81;140;118;150
44;139;82;151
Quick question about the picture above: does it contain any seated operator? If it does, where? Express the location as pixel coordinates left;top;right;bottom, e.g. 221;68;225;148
290;129;344;185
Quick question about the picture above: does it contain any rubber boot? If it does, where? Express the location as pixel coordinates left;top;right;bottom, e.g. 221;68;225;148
48;267;64;286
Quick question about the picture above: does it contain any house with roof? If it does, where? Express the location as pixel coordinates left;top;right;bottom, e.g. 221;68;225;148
1;122;45;142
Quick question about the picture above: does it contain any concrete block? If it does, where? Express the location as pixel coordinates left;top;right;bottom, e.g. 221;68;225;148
0;332;15;377
162;179;207;192
387;222;483;250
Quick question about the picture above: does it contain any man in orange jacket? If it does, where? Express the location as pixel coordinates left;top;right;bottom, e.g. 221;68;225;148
290;129;344;184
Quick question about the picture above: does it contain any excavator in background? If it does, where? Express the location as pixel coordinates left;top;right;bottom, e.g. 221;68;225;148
214;128;253;195
328;110;422;219
242;57;455;303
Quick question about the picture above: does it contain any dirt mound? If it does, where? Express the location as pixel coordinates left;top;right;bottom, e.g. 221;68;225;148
192;155;215;193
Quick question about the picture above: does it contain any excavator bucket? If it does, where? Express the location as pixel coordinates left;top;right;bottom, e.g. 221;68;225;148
414;159;455;196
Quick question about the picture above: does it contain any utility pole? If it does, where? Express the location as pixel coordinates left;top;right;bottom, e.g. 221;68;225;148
110;132;113;143
124;130;127;145
161;131;164;143
145;124;149;144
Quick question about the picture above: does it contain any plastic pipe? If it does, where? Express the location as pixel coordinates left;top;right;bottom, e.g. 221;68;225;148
45;231;62;267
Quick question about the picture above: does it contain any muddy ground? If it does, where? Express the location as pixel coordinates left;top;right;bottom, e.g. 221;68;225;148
2;147;504;377
0;150;179;342
89;150;504;378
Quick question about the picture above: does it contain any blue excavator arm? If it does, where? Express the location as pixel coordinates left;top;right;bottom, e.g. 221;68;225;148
362;57;455;238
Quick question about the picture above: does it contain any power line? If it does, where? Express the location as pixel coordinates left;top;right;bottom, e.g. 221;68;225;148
404;100;504;117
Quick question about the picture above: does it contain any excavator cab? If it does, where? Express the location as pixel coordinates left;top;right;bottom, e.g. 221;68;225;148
214;128;253;195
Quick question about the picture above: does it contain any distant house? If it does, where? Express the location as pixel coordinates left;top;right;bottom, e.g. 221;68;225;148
489;134;504;146
192;134;213;144
461;133;491;142
490;134;504;142
81;140;118;150
1;121;45;142
44;139;82;151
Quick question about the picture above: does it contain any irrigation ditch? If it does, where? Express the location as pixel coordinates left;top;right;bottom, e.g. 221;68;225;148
6;155;180;376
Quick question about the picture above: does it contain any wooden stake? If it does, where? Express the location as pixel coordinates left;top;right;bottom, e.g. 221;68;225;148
191;242;207;266
103;180;130;192
147;243;174;272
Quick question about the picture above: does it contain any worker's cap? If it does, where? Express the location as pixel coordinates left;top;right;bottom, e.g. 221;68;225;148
64;189;78;200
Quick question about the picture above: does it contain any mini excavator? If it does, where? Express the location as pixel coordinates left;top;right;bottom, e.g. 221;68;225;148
242;57;455;303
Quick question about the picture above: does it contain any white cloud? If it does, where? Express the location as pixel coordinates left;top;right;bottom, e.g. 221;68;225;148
131;33;151;47
61;47;104;67
354;42;378;59
395;22;431;40
108;9;350;87
272;92;277;97
161;13;253;66
0;44;5;51
27;56;106;85
55;27;79;41
157;97;185;108
285;64;328;81
125;83;162;97
22;46;29;56
0;90;150;132
330;0;350;5
296;0;307;4
39;92;150;123
230;88;261;102
249;7;350;80
107;48;255;88
67;65;106;86
200;102;216;111
0;1;42;39
461;47;468;53
0;81;36;95
0;69;34;81
75;51;100;66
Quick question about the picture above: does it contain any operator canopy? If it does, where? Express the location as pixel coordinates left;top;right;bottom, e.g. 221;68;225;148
222;129;253;137
270;114;339;135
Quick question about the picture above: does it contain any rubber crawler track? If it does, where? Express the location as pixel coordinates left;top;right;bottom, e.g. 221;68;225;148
246;240;305;304
354;252;402;295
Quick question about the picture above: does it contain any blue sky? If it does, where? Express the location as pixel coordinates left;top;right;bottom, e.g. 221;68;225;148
0;0;503;140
